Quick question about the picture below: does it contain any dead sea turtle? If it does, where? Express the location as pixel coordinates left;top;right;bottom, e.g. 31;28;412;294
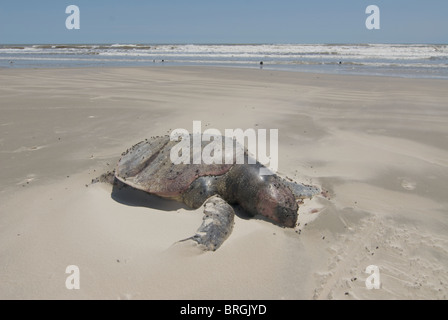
97;135;319;251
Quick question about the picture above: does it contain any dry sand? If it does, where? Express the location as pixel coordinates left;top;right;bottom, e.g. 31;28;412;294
0;66;447;300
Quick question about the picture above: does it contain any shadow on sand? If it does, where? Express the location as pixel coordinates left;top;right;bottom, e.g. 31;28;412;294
109;179;254;221
110;181;188;212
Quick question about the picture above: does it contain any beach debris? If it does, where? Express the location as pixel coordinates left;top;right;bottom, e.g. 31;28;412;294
95;135;320;251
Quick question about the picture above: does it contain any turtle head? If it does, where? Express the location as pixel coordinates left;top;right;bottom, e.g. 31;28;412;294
225;164;299;228
256;178;298;228
273;202;298;228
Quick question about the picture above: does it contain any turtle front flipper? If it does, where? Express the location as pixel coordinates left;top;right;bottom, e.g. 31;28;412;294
181;195;235;251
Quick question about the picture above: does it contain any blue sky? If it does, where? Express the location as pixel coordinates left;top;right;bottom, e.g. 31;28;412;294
0;0;446;44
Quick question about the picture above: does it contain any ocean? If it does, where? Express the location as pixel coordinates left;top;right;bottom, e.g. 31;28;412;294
1;43;447;79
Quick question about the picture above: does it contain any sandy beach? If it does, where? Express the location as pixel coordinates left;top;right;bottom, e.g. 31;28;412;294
0;66;447;300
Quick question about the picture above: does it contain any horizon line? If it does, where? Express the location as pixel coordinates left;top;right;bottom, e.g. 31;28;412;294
1;42;447;46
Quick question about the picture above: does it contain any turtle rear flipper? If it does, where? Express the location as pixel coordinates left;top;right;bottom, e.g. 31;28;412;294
180;195;235;251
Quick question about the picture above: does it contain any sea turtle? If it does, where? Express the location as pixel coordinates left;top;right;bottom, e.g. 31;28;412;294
96;134;319;251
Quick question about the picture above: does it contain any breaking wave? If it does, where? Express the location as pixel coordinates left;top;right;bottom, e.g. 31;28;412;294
1;43;447;78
